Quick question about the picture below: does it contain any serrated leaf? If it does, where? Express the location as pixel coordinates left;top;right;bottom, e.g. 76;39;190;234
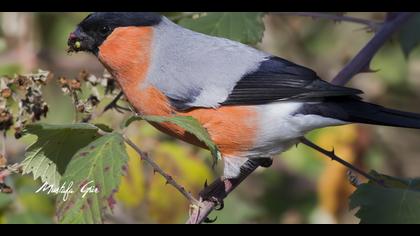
349;171;420;224
56;132;128;224
21;123;101;188
126;115;221;164
399;13;420;57
178;12;265;45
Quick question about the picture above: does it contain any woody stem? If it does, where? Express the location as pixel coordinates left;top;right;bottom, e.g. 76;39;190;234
123;135;200;206
299;137;382;185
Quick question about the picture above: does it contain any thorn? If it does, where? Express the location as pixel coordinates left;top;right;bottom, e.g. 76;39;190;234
204;216;217;223
360;63;380;73
153;169;157;175
165;176;173;185
203;179;208;188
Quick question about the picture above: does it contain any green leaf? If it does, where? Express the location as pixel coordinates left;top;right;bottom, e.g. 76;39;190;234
21;123;101;188
399;13;420;57
178;12;265;45
349;171;420;224
56;132;129;224
126;115;221;164
93;123;114;133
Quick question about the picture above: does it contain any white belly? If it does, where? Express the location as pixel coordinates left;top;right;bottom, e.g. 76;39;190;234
245;101;347;158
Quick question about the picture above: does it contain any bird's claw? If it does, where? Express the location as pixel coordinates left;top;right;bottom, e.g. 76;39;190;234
204;196;224;211
204;216;217;223
215;199;224;211
258;158;273;168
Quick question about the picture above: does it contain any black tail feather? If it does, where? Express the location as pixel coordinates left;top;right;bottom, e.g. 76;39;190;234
298;96;420;129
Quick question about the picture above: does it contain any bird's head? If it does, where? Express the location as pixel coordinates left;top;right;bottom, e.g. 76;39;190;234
67;12;162;55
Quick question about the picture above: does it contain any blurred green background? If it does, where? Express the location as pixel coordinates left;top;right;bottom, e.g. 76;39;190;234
1;12;420;224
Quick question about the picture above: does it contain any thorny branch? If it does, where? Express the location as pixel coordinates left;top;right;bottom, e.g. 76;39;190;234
123;135;201;206
186;12;415;224
331;12;414;85
299;137;383;185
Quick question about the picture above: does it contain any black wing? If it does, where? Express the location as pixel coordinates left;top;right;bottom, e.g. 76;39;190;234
221;57;363;106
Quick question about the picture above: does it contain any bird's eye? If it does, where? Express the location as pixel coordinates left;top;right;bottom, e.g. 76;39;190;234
99;26;111;36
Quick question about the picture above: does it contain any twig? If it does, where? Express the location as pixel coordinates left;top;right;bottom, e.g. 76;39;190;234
331;12;414;86
123;135;200;206
299;137;382;185
72;91;80;123
274;12;383;31
186;12;412;224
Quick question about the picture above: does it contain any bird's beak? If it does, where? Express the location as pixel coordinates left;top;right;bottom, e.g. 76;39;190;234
67;27;83;53
67;27;94;53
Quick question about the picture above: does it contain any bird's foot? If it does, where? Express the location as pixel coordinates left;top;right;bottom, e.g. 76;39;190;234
257;158;273;168
199;178;227;211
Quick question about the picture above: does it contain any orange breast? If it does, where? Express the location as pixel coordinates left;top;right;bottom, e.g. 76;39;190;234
181;106;258;156
99;26;174;116
98;26;258;157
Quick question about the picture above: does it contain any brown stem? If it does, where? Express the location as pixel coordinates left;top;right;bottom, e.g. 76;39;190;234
299;137;383;185
331;12;414;86
123;135;200;206
72;91;80;123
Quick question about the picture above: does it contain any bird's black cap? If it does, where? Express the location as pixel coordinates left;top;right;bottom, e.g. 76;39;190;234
68;12;162;54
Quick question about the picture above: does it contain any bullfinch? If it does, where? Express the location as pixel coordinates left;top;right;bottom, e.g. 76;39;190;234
68;12;420;180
